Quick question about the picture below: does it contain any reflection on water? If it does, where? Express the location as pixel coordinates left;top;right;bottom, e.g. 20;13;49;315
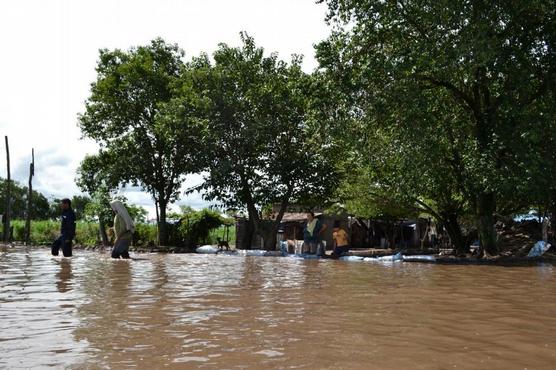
56;259;73;293
1;248;555;369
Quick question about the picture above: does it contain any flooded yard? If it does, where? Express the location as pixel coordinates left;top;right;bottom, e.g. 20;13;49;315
1;247;555;369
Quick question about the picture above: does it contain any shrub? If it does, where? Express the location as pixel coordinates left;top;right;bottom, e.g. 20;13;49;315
133;223;158;246
75;222;100;246
178;209;227;247
208;225;236;246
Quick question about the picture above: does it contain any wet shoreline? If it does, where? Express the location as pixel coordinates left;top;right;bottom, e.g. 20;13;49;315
3;243;555;266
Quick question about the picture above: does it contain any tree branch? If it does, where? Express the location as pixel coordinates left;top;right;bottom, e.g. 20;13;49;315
415;75;476;112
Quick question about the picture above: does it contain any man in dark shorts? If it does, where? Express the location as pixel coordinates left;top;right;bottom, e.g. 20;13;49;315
51;198;76;257
331;220;350;258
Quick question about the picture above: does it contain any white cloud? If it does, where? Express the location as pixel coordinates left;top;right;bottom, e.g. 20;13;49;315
0;0;331;217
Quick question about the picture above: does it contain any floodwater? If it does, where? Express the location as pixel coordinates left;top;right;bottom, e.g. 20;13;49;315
1;248;555;370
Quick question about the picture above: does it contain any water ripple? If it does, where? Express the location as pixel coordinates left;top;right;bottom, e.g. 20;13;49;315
1;247;555;369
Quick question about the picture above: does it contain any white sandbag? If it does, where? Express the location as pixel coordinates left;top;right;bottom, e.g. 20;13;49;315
403;255;436;262
287;253;321;260
235;249;281;257
363;257;381;262
339;255;365;262
196;245;220;254
527;241;551;258
377;252;403;261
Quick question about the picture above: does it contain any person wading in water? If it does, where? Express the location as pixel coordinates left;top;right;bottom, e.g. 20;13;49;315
51;198;76;257
303;212;327;256
110;200;134;259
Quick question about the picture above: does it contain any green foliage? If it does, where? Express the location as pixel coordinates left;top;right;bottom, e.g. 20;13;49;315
78;38;205;245
334;165;418;220
180;33;339;249
209;225;236;246
6;219;158;246
126;203;148;223
0;178;51;220
132;223;158;246
71;195;91;220
193;34;338;210
317;0;556;254
83;186;122;227
177;208;230;247
7;220;98;245
75;221;101;245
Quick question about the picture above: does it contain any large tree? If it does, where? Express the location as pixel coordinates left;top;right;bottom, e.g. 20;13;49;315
78;39;204;245
184;34;338;250
317;0;556;255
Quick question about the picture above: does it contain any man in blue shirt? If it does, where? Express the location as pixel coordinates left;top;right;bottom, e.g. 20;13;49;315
51;198;76;257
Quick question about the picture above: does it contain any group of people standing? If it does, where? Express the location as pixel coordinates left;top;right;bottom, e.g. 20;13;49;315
51;199;134;259
303;212;350;258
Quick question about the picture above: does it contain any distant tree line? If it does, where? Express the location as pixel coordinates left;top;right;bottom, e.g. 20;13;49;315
0;178;147;224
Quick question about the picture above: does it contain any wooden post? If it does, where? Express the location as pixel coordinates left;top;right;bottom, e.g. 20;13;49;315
25;149;35;245
3;136;11;243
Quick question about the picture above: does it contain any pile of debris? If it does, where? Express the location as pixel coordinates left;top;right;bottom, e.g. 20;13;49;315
497;220;552;257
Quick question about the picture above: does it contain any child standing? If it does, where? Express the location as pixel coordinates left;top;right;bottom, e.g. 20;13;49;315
332;220;350;258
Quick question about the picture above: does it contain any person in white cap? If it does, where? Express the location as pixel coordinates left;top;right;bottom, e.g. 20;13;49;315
110;200;134;259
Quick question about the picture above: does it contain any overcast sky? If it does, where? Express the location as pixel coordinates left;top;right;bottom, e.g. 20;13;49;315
0;0;331;217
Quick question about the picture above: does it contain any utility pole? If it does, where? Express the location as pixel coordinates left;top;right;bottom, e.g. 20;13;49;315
25;148;35;245
3;136;11;243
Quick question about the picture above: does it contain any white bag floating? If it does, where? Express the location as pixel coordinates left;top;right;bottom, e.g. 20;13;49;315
339;255;364;262
196;245;220;254
403;255;436;262
377;252;403;261
362;252;404;262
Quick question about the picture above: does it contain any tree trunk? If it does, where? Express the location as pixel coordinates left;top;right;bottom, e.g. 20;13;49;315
99;218;109;246
3;136;11;243
549;205;556;245
477;192;498;256
260;221;279;251
386;221;395;249
239;218;255;249
542;210;549;242
257;188;292;251
443;213;468;255
158;199;169;246
24;149;34;245
154;198;160;245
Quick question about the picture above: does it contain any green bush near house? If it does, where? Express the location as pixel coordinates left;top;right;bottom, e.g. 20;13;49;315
176;209;234;248
209;225;236;246
75;222;101;246
133;223;158;246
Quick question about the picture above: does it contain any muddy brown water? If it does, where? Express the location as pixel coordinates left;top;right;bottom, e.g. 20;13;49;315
1;248;555;369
